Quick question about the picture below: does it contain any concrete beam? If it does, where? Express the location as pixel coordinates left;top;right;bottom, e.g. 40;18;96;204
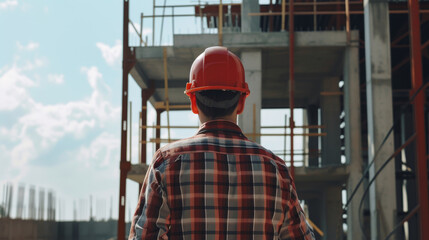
174;31;359;48
364;0;397;239
143;79;188;89
239;51;262;143
295;166;348;181
134;46;175;59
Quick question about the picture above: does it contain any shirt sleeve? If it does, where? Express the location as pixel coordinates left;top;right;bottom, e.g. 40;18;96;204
279;183;315;240
128;160;170;240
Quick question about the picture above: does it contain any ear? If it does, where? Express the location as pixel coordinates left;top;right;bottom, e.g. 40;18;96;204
236;95;246;115
189;94;199;114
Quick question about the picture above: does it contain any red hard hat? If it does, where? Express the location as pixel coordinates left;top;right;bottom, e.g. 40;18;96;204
185;46;250;96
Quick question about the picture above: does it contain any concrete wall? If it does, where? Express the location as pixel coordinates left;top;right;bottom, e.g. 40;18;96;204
0;219;131;240
0;219;57;240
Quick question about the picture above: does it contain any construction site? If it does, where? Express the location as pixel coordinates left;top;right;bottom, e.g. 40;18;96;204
1;0;429;239
118;0;429;239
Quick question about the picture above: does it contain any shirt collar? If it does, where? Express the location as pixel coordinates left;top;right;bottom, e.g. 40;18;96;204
197;120;246;138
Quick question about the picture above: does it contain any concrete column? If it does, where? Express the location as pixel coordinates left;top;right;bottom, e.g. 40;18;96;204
241;0;260;33
307;105;319;167
343;40;364;240
320;77;341;166
364;0;397;239
238;51;261;143
324;186;343;240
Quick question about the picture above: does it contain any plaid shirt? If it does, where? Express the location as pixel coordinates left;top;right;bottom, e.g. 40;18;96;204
129;120;314;240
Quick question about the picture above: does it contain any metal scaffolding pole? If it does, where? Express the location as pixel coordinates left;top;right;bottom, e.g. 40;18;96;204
289;0;295;178
407;0;429;238
155;109;164;151
218;0;223;46
152;0;155;45
345;0;350;43
118;0;134;238
140;13;144;46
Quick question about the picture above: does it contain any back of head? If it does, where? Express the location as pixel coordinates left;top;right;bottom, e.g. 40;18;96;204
185;46;250;117
195;90;241;119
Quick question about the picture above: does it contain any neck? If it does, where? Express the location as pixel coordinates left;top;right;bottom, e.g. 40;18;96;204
198;113;237;125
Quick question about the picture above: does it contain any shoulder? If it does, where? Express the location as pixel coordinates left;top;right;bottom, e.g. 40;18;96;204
150;136;200;168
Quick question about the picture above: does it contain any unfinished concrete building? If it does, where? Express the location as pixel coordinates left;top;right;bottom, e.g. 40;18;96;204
118;0;429;239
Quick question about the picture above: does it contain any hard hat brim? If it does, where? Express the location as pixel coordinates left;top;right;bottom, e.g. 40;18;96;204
184;84;250;97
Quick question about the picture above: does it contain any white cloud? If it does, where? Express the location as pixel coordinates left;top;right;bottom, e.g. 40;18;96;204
0;63;120;184
0;137;32;184
0;0;17;9
15;66;118;145
22;58;45;71
18;101;97;144
76;132;120;168
10;136;35;167
17;41;39;51
0;65;35;111
81;66;102;89
96;41;122;67
48;74;64;84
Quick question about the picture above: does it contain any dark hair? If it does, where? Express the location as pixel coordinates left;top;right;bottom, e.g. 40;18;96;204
195;90;241;119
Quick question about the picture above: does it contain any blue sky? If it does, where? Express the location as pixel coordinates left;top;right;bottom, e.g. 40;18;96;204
0;0;137;221
0;0;303;221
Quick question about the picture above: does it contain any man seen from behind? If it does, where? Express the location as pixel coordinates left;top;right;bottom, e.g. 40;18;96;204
129;46;315;240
